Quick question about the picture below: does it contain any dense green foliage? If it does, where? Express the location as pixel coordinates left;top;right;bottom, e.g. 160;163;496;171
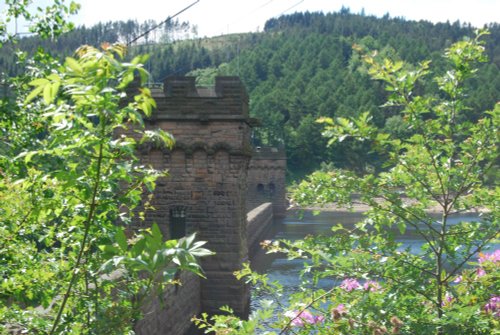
230;13;500;177
2;11;499;177
198;31;499;335
0;2;211;333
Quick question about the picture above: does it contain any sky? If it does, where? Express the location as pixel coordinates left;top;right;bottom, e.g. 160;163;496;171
2;0;500;37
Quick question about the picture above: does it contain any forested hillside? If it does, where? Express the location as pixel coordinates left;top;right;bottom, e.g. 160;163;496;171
224;12;500;177
2;10;499;178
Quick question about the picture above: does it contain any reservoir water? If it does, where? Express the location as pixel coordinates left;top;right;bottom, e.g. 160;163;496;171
248;210;492;311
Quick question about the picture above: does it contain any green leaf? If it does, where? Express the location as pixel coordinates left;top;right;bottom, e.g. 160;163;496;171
99;244;121;257
15;150;37;163
397;222;406;234
131;54;150;65
151;223;164;248
47;73;61;82
331;224;345;232
190;248;214;257
29;78;49;86
24;84;44;103
43;83;53;104
165;239;177;248
119;71;134;89
115;229;128;252
140;101;152;116
183;233;196;248
65;56;83;73
130;237;146;256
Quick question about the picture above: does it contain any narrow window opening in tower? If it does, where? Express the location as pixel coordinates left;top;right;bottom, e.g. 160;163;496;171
169;206;187;239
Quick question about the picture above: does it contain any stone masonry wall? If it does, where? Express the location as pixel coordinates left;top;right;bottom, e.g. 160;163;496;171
135;271;200;335
247;146;287;217
134;77;254;334
247;202;273;255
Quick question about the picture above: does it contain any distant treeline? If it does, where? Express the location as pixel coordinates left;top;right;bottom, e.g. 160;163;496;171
0;18;195;76
1;10;499;177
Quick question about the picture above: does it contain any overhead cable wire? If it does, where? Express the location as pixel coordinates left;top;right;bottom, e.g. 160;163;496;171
216;0;277;35
127;0;200;45
278;0;305;16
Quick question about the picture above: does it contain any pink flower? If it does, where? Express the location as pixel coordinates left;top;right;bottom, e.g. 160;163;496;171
363;280;381;292
331;304;347;320
314;315;325;323
442;293;454;306
284;310;324;327
453;275;462;283
476;268;486;277
340;278;361;291
334;304;347;314
478;250;500;264
484;296;500;318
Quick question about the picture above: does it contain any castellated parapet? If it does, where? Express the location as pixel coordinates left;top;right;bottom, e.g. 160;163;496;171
155;76;250;121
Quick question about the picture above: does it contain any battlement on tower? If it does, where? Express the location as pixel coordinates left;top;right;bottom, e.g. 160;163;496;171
150;76;251;121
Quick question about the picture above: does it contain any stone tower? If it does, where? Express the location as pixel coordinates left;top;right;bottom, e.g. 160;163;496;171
247;146;287;217
136;76;255;324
